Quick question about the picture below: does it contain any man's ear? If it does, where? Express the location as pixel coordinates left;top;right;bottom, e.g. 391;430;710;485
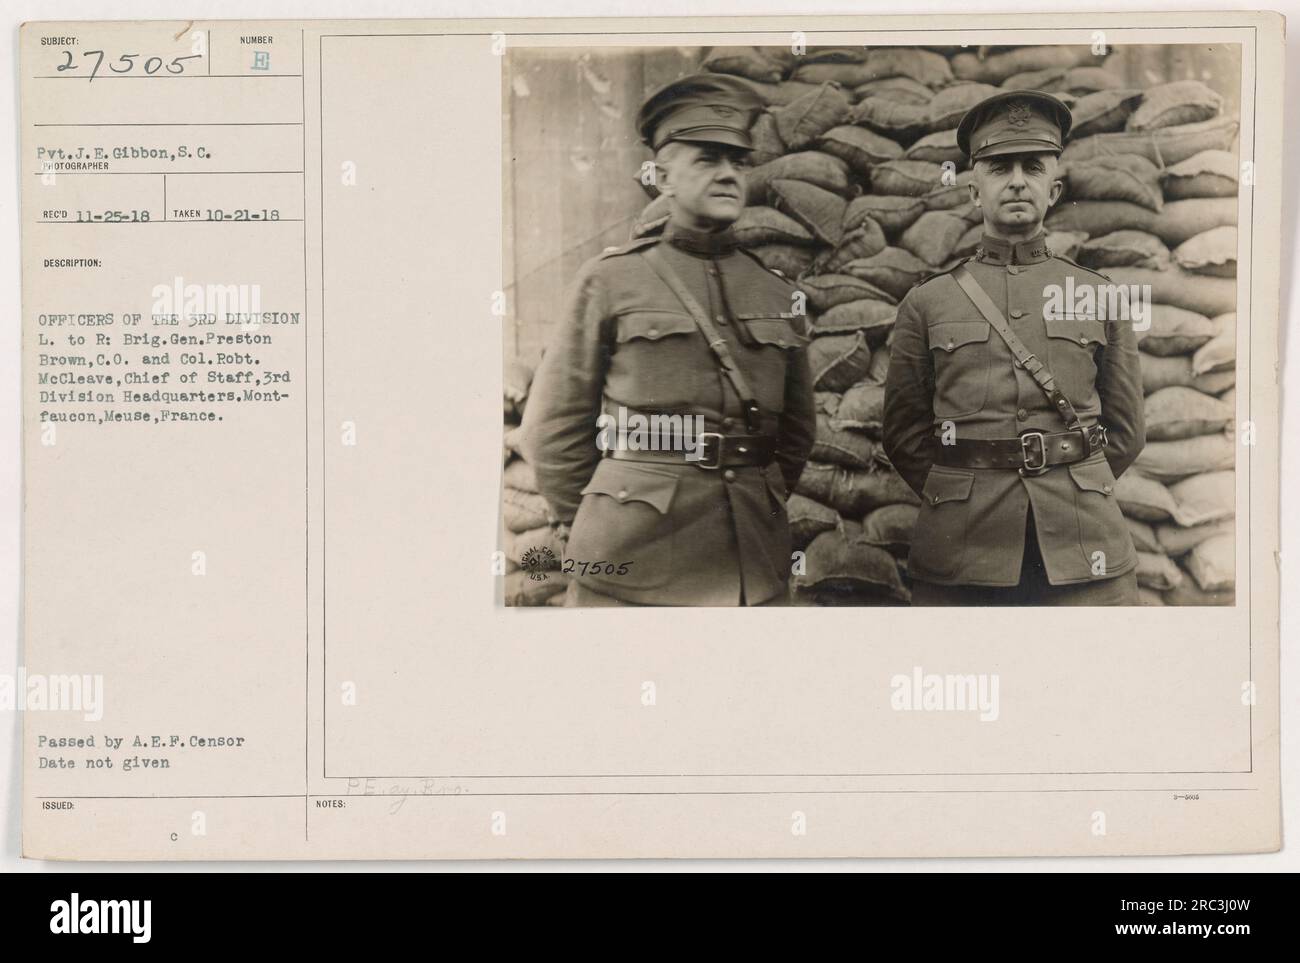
967;181;981;207
1047;176;1064;208
654;162;674;197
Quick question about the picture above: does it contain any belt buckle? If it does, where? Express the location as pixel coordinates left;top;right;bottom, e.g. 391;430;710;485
695;432;724;470
1019;430;1049;476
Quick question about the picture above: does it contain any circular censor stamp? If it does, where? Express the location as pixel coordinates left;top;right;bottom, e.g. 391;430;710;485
520;546;556;581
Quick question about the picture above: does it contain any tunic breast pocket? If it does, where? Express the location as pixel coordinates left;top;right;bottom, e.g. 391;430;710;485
1044;316;1106;410
928;320;991;418
736;314;806;413
610;310;708;409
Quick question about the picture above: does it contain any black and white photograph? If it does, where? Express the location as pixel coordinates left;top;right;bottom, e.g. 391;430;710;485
502;42;1242;607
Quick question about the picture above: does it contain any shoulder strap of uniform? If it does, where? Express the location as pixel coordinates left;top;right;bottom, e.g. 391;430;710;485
912;254;975;291
736;247;798;284
1051;252;1112;283
598;235;661;260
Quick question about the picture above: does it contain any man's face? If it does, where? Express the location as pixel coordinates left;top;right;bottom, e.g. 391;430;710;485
656;141;751;229
968;151;1063;235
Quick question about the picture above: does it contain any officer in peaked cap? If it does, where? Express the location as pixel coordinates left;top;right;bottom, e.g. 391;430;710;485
882;90;1147;605
521;73;817;606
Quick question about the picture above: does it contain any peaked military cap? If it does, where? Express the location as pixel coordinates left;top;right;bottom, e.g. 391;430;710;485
956;89;1073;161
637;73;764;151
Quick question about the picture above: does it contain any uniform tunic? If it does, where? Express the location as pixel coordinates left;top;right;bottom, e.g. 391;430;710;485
882;232;1146;589
522;220;817;605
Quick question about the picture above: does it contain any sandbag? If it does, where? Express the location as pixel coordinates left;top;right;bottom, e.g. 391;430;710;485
1174;225;1237;277
1163;574;1234;606
772;82;852;150
799;273;896;312
843;194;926;236
870;159;945;197
770;178;849;247
503;424;527;459
900;210;967;267
503;457;539;494
1101;266;1236;318
866;343;891;383
1052;66;1124;96
817;125;903;171
747;111;787;166
831;380;886;436
1069;89;1145;138
796;461;919;517
1135;304;1216;356
1192;329;1234;378
850;98;931;143
1163;149;1239;200
811;299;896;341
1134;433;1235;483
1138;353;1193;394
1060;116;1239;167
926;82;999;131
977;45;1101;85
787;492;840;547
503;487;550;534
1114;471;1178;522
816;220;888;272
504;358;535;421
731;206;814;247
1127;80;1223;132
702;46;786;83
903;128;964;165
920;170;976;211
1138;587;1166;606
808;331;873;391
1126;517;1161;554
1136;551;1183;591
796;527;911;603
812;414;883;468
1046;197;1236;247
1143;386;1233;441
747;151;850;204
1064;154;1165;210
840;247;931;300
1185;533;1234;592
1168;471;1235;528
1075;230;1171;270
861;47;953;88
852;76;933;105
1156;517;1233;556
1046;230;1089;260
860;503;920;554
747;243;816;279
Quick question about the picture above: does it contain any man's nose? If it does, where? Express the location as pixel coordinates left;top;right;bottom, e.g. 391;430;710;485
1007;162;1028;188
715;157;741;180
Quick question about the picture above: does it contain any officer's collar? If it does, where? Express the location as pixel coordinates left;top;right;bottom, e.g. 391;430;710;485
663;218;738;257
974;232;1051;265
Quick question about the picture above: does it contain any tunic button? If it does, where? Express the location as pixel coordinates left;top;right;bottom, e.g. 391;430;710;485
647;327;659;337
1010;309;1024;319
722;417;734;429
1079;337;1089;345
715;314;726;323
617;489;628;500
946;340;955;350
1008;266;1019;275
1103;484;1113;494
930;495;940;505
1016;408;1028;420
723;469;737;482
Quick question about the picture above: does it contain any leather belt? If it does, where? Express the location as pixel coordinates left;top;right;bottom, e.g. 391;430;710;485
604;432;775;470
934;426;1109;476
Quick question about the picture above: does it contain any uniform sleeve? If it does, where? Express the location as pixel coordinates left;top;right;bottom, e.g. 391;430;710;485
520;259;610;523
882;291;936;498
1096;306;1146;479
775;329;816;495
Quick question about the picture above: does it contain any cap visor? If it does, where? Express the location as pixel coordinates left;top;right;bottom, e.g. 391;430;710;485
972;140;1062;160
667;129;753;150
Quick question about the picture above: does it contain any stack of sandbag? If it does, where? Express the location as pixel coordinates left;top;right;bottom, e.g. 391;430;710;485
502;358;568;605
640;44;1238;606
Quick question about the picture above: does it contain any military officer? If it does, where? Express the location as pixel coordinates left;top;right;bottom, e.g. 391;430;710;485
882;90;1146;605
521;74;817;606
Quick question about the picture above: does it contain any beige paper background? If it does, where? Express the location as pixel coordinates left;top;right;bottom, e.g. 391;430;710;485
19;13;1282;859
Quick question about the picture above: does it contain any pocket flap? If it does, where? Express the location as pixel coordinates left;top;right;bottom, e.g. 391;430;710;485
615;310;698;343
930;320;990;353
580;461;680;514
1045;317;1107;347
1068;456;1117;495
921;467;975;505
743;316;806;349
